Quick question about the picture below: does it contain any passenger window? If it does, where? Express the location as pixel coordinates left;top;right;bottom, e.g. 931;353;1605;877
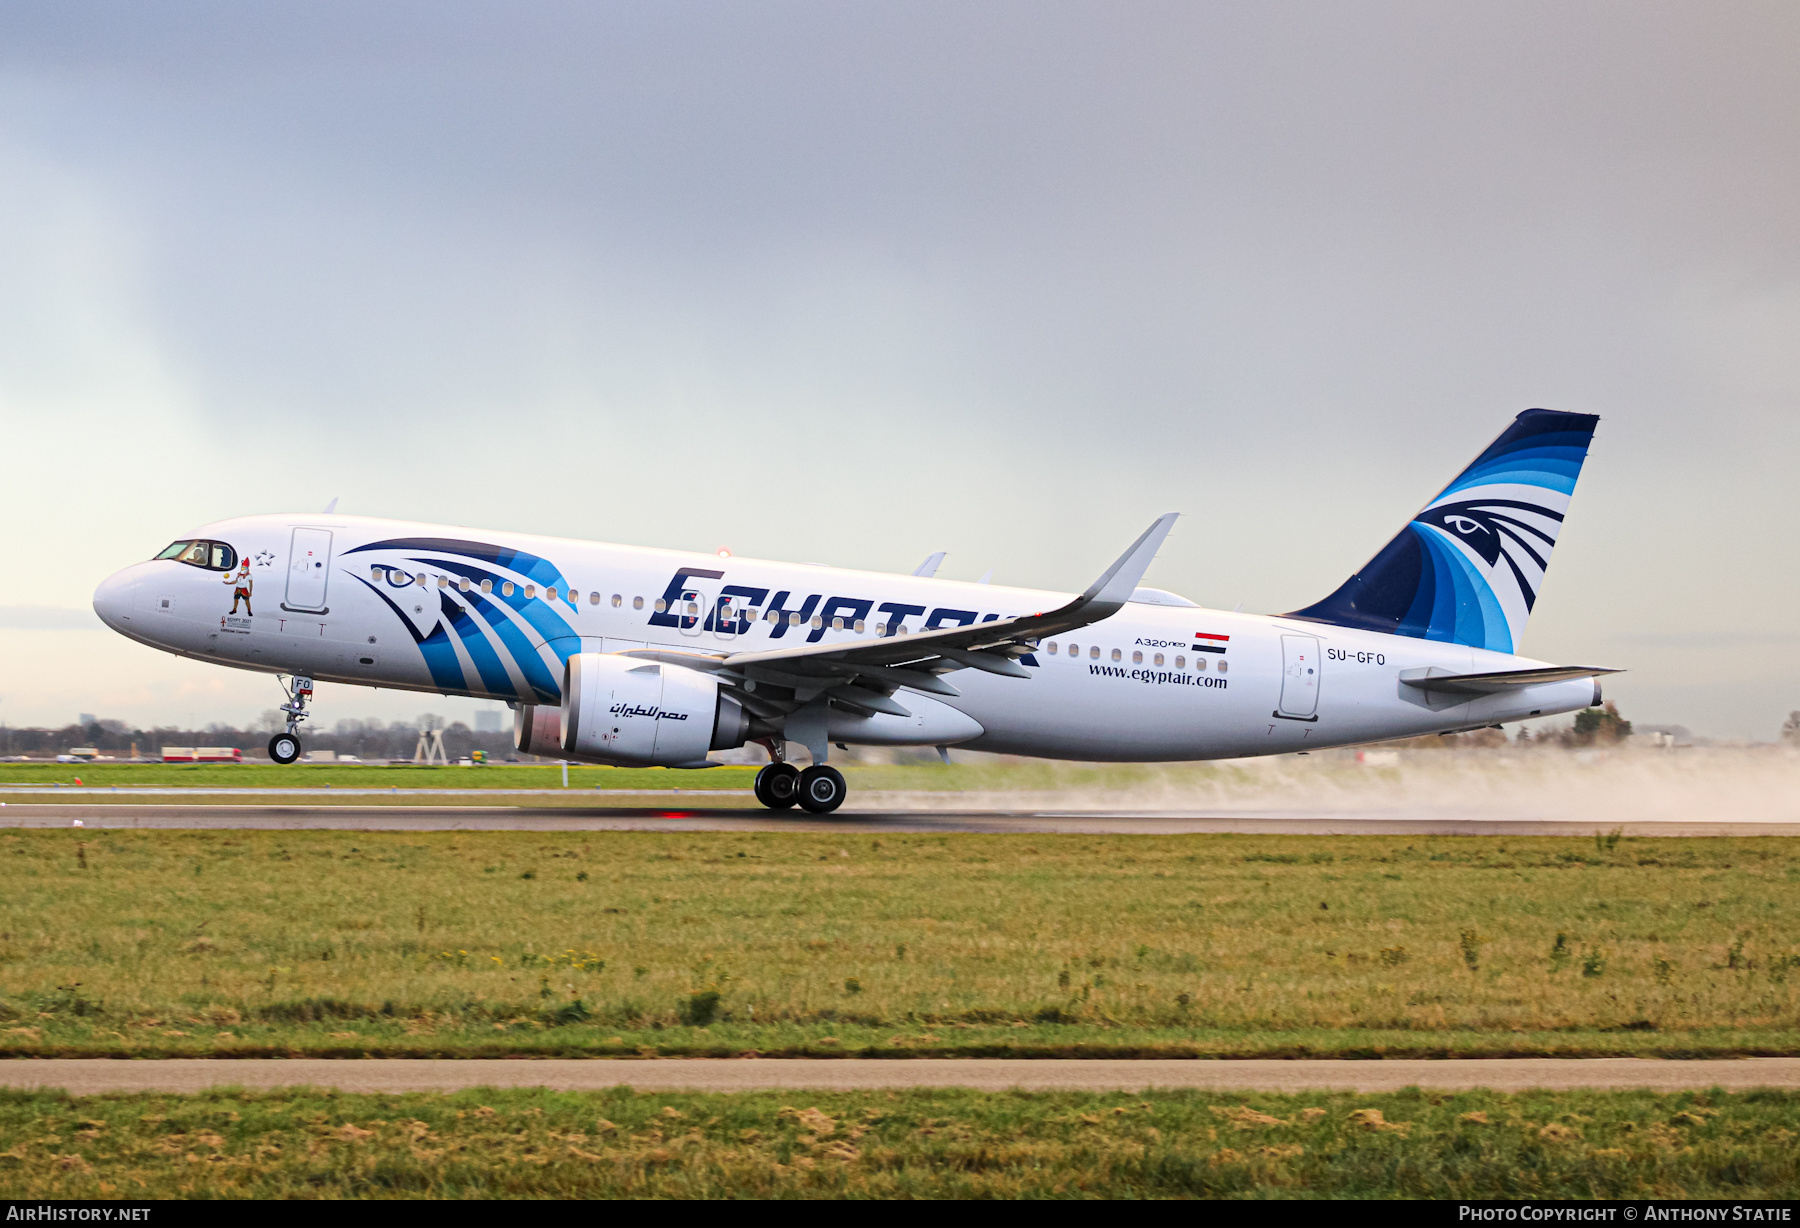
1067;643;1077;656
811;616;824;630
1217;660;1228;674
502;581;515;597
632;596;644;610
1132;651;1143;665
853;619;865;633
589;591;600;605
437;576;448;589
1196;657;1206;671
831;617;844;631
525;585;536;599
1175;655;1185;669
654;598;667;613
481;579;493;593
459;578;470;593
611;594;622;607
370;567;384;582
1090;646;1100;660
1153;653;1163;666
547;586;558;601
1111;649;1122;662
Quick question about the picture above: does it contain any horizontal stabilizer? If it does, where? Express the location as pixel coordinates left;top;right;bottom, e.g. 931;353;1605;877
1398;665;1620;695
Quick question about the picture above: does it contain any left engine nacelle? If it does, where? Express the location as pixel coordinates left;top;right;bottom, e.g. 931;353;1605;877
561;653;749;766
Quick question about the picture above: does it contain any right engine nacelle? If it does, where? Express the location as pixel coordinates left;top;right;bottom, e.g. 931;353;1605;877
560;652;749;767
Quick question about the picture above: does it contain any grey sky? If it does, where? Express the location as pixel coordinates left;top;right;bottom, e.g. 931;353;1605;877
1;2;1795;736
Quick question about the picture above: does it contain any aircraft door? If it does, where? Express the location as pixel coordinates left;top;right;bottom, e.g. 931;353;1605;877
1277;634;1321;719
284;528;334;613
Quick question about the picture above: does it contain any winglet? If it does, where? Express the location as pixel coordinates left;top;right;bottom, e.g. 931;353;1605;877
912;551;946;578
1076;513;1179;617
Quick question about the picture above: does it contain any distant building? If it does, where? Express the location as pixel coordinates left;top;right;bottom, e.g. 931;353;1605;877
78;714;96;727
474;708;504;733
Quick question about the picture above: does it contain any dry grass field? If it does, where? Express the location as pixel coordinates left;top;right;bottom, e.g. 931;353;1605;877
3;828;1798;1057
3;1085;1797;1198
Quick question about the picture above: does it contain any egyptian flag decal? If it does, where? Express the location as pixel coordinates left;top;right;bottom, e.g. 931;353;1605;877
1193;632;1229;654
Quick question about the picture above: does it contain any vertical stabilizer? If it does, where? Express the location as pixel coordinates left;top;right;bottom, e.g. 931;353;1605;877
1286;409;1599;653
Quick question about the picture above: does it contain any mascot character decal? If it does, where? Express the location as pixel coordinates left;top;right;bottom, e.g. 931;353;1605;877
225;557;253;616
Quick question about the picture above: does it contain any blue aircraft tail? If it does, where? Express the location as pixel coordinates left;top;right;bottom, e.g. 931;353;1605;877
1285;409;1599;654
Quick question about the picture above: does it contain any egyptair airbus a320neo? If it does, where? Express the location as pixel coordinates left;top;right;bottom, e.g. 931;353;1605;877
93;409;1614;813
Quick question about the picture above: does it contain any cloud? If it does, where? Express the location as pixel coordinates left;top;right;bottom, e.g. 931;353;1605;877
0;3;1796;737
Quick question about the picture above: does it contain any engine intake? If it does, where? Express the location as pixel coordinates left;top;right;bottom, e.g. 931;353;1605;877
560;652;748;766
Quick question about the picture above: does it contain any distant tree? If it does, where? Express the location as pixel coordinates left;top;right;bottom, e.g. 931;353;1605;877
1568;701;1632;746
1782;711;1800;745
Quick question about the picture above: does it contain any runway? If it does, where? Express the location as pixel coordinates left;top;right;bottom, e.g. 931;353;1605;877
8;1058;1800;1095
5;801;1799;835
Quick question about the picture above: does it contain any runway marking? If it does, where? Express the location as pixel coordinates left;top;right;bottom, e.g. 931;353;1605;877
7;1058;1800;1096
4;803;1798;835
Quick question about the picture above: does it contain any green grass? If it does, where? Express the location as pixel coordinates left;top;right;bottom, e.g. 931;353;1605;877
4;1086;1798;1198
3;830;1799;1057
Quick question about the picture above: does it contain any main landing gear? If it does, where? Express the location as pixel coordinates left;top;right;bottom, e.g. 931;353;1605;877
267;675;314;765
753;761;847;814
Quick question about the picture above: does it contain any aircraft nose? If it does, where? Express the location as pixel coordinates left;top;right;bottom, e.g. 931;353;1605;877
92;566;143;631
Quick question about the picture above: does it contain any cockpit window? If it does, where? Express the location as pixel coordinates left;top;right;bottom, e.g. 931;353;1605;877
154;540;237;571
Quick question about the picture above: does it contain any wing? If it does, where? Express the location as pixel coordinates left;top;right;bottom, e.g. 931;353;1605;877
622;514;1178;722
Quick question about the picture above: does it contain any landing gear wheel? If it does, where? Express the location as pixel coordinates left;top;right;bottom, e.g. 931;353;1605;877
268;733;302;765
796;765;847;814
754;762;801;809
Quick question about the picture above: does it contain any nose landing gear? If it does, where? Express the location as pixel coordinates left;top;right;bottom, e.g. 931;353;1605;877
268;675;314;765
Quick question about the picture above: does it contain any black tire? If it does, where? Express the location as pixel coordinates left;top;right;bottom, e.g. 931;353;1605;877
268;733;302;765
796;765;847;814
754;763;801;809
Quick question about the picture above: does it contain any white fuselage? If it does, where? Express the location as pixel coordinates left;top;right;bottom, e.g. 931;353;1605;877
93;513;1598;759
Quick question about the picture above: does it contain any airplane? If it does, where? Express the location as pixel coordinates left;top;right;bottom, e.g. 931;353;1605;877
92;409;1613;814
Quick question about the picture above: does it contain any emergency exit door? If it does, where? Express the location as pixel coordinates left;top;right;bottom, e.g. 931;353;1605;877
283;528;334;613
1277;634;1321;719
